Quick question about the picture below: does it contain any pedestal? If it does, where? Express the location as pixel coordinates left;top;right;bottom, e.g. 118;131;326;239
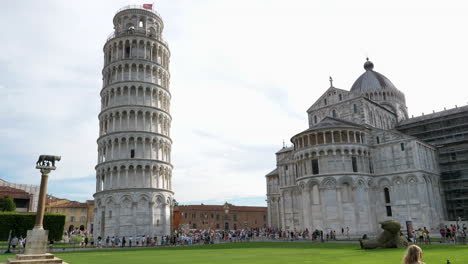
24;229;48;255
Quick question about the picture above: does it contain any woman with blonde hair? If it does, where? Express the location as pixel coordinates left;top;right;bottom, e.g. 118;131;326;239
403;245;425;264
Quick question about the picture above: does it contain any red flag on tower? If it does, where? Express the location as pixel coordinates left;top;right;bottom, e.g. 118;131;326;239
143;4;153;10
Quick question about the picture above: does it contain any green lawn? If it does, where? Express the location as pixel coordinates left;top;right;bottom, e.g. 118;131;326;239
1;242;466;264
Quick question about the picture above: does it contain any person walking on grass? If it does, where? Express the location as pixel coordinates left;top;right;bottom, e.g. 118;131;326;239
11;236;18;249
403;245;425;264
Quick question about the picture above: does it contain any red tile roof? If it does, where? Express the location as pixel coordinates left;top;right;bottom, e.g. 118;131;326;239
175;204;267;212
0;186;32;199
49;201;87;208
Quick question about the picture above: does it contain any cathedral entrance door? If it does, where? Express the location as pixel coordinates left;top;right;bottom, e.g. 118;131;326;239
225;222;229;230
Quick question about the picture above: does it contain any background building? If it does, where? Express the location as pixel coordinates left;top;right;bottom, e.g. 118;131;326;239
174;203;267;231
397;105;468;220
0;179;39;212
93;4;174;239
46;197;94;233
266;59;445;235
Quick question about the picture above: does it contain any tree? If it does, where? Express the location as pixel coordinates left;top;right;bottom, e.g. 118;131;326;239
1;196;16;212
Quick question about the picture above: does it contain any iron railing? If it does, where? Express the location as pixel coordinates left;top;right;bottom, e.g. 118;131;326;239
115;4;162;18
106;29;169;46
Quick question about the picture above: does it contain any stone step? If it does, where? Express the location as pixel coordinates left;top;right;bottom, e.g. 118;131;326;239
5;258;63;264
15;254;55;260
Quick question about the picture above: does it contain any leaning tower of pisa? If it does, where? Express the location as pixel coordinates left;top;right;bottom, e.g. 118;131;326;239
94;5;173;239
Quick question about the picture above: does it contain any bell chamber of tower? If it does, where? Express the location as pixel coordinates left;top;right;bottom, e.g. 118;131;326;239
94;5;174;239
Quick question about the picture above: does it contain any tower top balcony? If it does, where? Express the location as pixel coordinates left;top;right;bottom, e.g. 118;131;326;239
109;5;167;46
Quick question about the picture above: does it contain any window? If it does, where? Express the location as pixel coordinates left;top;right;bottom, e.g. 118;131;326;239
70;208;76;213
383;93;387;100
70;216;75;222
384;188;391;203
109;210;112;218
352;157;358;172
130;149;135;158
81;208;86;213
211;214;214;219
386;206;392;217
314;115;318;124
56;208;59;213
234;224;237;230
216;214;220;220
263;215;266;221
324;98;327;105
376;136;380;144
285;165;288;171
451;153;457;161
369;159;374;174
400;143;405;151
332;110;337;118
80;216;86;222
185;214;187;219
339;94;342;101
353;104;358;113
233;214;237;221
193;223;197;229
312;159;319;175
216;223;220;229
125;47;130;58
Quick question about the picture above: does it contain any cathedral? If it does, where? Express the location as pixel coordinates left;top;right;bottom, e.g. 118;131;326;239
266;59;445;235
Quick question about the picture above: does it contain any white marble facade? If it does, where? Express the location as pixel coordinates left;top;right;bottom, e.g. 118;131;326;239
266;60;445;236
94;6;174;239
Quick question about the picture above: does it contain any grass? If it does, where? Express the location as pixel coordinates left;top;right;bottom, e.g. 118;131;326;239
0;242;466;264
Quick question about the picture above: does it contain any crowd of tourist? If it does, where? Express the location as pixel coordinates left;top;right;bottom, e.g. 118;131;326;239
5;222;468;253
54;225;449;249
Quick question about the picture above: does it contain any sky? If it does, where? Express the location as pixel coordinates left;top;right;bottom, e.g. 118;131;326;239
0;0;467;206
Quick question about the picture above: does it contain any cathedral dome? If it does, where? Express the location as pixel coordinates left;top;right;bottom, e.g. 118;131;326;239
350;58;397;93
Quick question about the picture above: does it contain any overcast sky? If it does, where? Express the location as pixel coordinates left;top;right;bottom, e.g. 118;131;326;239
1;0;467;206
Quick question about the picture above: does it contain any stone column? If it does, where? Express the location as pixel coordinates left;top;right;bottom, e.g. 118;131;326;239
301;185;311;231
34;168;50;229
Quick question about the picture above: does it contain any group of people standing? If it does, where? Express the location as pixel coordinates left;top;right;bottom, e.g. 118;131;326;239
439;224;467;243
9;236;25;250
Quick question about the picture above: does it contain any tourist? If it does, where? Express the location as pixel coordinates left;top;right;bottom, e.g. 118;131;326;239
105;236;110;247
423;227;430;245
451;224;457;242
19;236;24;251
97;236;102;248
402;244;425;264
122;236;126;247
129;236;133;247
417;228;424;244
440;226;446;243
11;236;18;249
